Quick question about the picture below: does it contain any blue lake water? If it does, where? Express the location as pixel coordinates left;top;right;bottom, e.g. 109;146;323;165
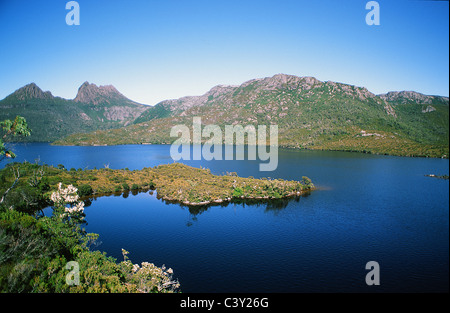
3;143;449;292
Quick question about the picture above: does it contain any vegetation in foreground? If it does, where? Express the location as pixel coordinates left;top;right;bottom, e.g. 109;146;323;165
0;182;180;293
1;116;182;293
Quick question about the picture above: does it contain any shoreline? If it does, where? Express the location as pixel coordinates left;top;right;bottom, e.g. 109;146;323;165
44;141;450;159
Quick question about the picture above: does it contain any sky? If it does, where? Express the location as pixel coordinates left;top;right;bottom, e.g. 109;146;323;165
0;0;448;105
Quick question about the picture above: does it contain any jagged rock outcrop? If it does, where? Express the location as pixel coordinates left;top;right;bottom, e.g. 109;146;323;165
74;81;130;105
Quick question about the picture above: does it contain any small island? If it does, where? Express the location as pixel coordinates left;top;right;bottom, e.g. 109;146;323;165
425;174;449;180
0;162;314;209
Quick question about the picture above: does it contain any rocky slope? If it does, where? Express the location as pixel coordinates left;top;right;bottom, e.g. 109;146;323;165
379;91;449;105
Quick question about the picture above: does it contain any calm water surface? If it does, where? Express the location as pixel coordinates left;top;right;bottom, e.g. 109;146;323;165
4;143;449;292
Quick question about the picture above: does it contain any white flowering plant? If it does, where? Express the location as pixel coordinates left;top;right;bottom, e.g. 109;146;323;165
119;249;181;293
50;183;86;224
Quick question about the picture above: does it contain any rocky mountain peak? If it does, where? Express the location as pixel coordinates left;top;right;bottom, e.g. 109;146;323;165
271;73;321;87
11;83;53;101
74;81;126;104
238;74;322;92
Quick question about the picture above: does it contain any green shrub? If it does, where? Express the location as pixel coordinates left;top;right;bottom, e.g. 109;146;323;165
122;183;130;191
38;177;50;193
131;184;139;191
301;176;313;189
232;187;244;197
78;184;93;197
272;191;282;199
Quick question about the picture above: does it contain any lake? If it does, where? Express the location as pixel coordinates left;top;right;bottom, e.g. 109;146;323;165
3;143;449;292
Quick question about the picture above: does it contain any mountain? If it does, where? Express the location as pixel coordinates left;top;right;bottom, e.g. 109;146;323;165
55;74;449;158
0;82;148;142
74;81;139;106
5;83;54;101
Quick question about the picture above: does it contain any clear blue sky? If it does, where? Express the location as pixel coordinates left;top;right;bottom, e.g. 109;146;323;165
0;0;448;105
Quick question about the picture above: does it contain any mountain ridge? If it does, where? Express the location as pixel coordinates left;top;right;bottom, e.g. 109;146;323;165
53;73;449;158
1;74;448;157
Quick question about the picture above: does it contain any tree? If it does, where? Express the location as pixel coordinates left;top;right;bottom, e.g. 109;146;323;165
0;116;31;161
0;116;31;205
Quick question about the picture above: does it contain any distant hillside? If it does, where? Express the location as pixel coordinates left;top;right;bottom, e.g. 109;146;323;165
55;74;449;158
0;82;148;142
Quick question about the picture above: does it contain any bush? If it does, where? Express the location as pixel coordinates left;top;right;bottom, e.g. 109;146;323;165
232;187;244;197
78;184;93;197
2;186;44;212
301;176;313;189
131;184;139;191
272;191;282;199
122;183;130;191
38;177;50;193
